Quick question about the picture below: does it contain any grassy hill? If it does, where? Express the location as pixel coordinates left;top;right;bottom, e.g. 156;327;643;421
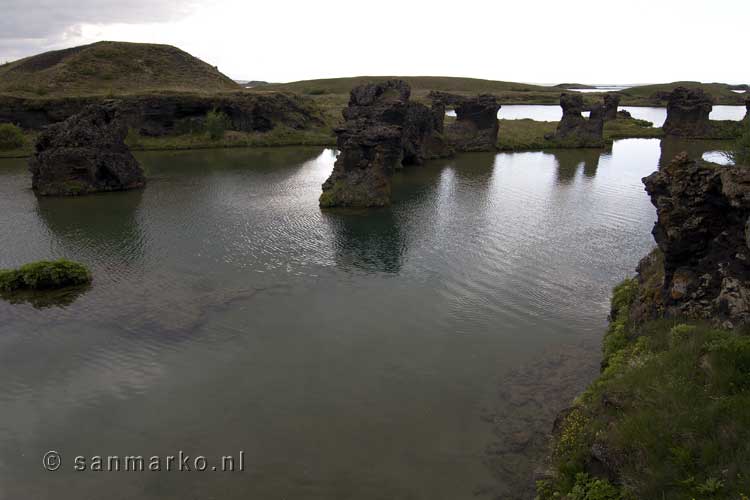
261;76;556;96
0;41;240;97
619;81;747;105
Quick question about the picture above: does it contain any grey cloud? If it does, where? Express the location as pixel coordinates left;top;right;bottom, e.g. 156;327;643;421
0;0;199;61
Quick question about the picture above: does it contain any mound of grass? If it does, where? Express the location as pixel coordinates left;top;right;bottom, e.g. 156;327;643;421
0;41;239;97
0;260;92;292
538;269;750;500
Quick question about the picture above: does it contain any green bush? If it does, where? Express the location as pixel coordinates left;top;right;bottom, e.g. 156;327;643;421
0;123;25;151
724;124;750;166
205;109;230;140
0;259;92;292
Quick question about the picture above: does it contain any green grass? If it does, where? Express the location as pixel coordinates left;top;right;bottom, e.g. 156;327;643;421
125;126;335;151
496;118;662;151
0;41;239;97
4;116;662;159
0;259;91;292
538;254;750;500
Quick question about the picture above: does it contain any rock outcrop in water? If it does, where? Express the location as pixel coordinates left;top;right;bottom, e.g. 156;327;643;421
428;91;500;152
319;80;451;208
545;93;605;147
602;94;620;121
635;153;750;328
662;86;714;137
28;103;146;196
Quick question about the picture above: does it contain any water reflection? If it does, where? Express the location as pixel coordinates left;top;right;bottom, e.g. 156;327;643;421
35;190;146;266
659;136;734;168
321;208;405;274
547;148;606;182
0;284;91;309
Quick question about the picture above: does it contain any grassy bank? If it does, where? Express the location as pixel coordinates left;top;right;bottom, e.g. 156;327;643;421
497;118;663;151
1;118;666;159
537;251;750;500
125;126;336;152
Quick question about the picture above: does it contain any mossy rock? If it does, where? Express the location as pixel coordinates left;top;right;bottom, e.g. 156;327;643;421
0;259;92;292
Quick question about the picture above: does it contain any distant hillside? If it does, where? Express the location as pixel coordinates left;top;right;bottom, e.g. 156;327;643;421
261;76;556;96
0;41;240;97
260;77;747;106
619;81;746;105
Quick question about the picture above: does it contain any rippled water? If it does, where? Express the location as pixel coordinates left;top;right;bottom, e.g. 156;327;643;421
0;141;673;498
447;104;747;127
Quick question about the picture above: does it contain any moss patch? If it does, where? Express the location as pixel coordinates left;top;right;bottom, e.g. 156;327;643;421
0;259;91;292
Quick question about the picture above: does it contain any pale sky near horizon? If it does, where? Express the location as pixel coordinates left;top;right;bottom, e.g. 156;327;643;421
1;0;747;85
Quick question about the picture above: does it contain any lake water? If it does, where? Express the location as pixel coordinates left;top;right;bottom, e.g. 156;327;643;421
448;104;747;127
0;139;691;498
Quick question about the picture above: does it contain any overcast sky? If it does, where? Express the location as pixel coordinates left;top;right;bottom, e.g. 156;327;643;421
1;0;747;85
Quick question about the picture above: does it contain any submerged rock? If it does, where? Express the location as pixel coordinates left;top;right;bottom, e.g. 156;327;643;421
662;86;714;137
320;80;451;208
429;91;500;151
637;153;750;327
546;93;605;147
602;94;620;121
28;103;146;196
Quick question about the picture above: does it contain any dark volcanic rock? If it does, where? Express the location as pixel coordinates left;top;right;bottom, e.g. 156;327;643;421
0;92;323;135
320;80;451;208
662;86;713;137
602;94;620;121
28;103;146;196
638;153;750;327
429;91;500;151
546;93;605;147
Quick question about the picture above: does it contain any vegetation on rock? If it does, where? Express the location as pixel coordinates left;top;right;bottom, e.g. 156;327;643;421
537;270;750;500
0;259;91;292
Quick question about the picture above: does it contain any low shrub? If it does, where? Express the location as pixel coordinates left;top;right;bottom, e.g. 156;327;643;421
0;123;25;151
205;109;230;140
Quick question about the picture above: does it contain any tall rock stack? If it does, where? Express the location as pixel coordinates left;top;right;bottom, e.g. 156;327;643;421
602;94;620;121
636;153;750;328
28;103;146;196
319;80;451;208
662;86;714;137
545;93;605;147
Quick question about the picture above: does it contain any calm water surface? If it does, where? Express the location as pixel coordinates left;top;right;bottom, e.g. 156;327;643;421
447;104;747;127
1;140;671;498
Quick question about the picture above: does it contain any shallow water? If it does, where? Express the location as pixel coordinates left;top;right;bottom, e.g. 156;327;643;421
1;141;669;498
